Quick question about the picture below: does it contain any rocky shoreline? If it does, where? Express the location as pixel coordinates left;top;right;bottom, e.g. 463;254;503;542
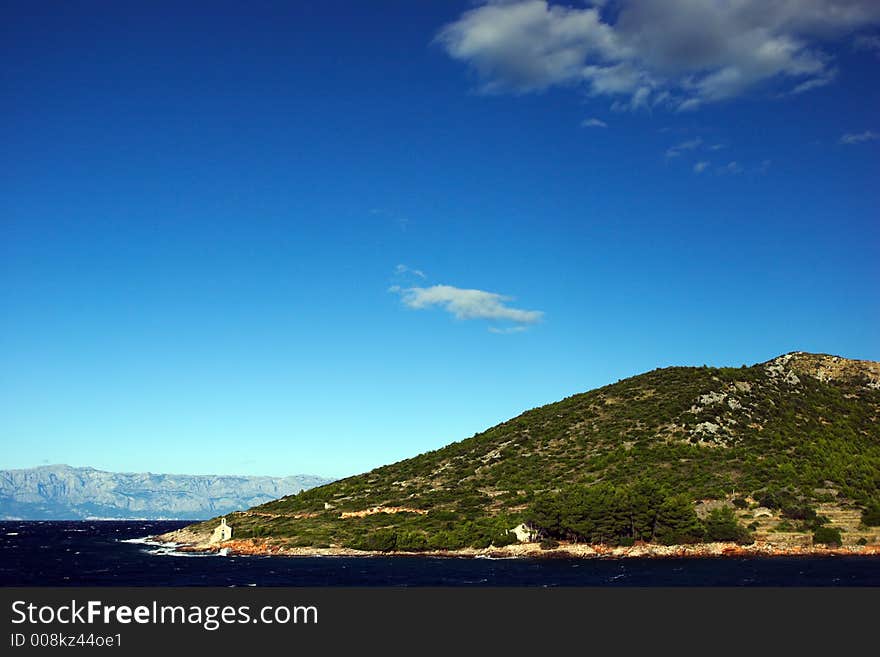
152;530;880;560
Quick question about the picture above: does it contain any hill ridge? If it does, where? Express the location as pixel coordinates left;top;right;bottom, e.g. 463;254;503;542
0;465;332;520
168;352;880;550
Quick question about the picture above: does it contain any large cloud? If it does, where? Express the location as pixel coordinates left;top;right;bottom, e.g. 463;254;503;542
436;0;880;109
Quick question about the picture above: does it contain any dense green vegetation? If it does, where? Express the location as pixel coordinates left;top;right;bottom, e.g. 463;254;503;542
813;526;843;547
704;507;753;543
862;501;880;527
185;353;879;550
524;482;743;546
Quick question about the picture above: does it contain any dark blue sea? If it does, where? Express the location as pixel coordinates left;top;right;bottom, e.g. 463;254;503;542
2;521;879;586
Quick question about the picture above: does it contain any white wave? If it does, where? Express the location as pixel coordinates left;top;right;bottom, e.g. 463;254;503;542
5;532;19;536
119;536;175;547
145;547;216;558
120;536;228;558
475;554;513;560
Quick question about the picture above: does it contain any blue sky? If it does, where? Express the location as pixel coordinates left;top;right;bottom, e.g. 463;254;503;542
2;1;878;479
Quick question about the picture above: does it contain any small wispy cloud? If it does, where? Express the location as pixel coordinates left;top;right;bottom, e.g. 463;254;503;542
790;69;837;95
840;130;879;144
666;138;767;176
676;98;702;112
390;283;543;331
488;326;529;335
665;137;703;158
370;208;409;231
854;34;880;52
581;117;608;128
394;264;426;279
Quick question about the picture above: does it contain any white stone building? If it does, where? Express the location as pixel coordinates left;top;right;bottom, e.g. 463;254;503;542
210;517;233;543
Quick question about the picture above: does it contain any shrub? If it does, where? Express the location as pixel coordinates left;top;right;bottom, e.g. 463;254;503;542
704;507;752;543
758;489;798;511
861;502;880;527
781;504;816;522
490;531;518;547
355;529;398;552
812;526;842;547
395;531;428;552
540;538;559;550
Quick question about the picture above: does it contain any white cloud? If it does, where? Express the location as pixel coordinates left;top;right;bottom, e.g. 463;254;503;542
581;117;608;128
854;33;880;50
676;98;702;112
394;264;426;279
666;140;769;175
437;1;880;109
840;130;879;144
488;326;529;334
666;137;704;158
435;1;623;94
789;68;837;94
391;284;543;327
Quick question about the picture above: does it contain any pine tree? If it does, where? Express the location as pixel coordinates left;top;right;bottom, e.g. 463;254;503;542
655;495;704;545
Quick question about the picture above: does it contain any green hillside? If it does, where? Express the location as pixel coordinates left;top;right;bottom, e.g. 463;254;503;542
177;352;880;550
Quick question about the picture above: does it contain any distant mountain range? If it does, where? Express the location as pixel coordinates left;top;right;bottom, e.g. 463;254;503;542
0;465;333;520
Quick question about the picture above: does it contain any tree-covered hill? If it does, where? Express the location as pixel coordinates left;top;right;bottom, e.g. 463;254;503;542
172;352;880;550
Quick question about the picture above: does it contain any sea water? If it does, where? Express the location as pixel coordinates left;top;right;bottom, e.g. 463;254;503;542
2;520;878;586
